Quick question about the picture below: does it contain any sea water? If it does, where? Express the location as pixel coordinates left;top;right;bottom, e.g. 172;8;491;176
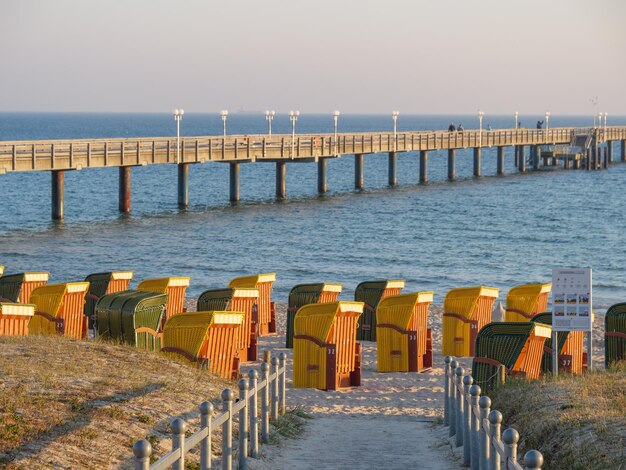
1;113;624;309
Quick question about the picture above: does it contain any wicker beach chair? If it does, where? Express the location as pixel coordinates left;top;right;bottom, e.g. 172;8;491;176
355;280;405;342
96;289;166;351
137;276;190;321
376;292;433;373
471;321;552;392
442;286;499;357
285;282;343;348
293;301;363;391
531;312;585;374
0;272;49;303
0;301;35;336
505;283;552;322
161;311;245;380
197;287;259;362
605;302;626;367
0;265;4;277
84;271;133;331
29;282;90;339
229;273;276;335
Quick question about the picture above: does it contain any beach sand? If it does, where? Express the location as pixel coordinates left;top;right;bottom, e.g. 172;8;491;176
240;302;606;469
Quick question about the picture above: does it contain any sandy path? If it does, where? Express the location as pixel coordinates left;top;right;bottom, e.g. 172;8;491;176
242;303;462;469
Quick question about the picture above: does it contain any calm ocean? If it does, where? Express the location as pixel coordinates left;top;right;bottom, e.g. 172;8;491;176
1;113;625;310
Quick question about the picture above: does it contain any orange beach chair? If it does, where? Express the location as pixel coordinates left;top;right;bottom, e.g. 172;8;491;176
229;273;276;335
0;301;35;336
505;283;552;322
29;282;90;339
137;276;190;321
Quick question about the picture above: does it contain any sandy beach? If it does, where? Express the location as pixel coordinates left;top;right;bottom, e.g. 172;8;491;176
240;301;606;469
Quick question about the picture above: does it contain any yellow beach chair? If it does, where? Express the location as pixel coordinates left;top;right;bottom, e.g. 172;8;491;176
293;301;363;391
161;311;244;380
137;276;190;321
0;272;49;303
29;282;90;339
0;302;35;336
229;273;276;335
197;287;260;362
505;283;552;322
377;292;433;372
442;286;499;357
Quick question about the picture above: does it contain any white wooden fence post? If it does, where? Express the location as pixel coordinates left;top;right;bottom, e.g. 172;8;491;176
238;379;249;469
248;369;259;458
271;356;279;420
171;418;187;470
455;367;465;447
279;352;287;415
479;396;491;470
199;401;213;470
488;410;502;470
503;428;519;467
222;389;235;470
444;356;452;426
449;359;458;437
470;384;482;470
133;439;151;470
463;374;474;466
261;362;270;444
524;450;544;470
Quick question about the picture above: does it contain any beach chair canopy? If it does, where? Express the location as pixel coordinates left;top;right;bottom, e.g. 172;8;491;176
84;271;133;328
229;273;276;335
162;310;245;379
505;283;552;322
0;272;50;303
29;282;90;339
0;301;35;336
442;286;499;357
137;276;190;320
376;292;433;372
605;302;626;367
285;282;343;348
472;321;551;391
531;312;584;374
96;289;166;350
197;287;259;362
355;280;405;342
293;301;364;390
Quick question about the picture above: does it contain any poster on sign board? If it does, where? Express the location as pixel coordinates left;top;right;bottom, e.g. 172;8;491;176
551;268;592;332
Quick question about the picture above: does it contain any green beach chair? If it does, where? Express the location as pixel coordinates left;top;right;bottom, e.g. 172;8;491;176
95;289;166;351
84;271;133;331
605;302;626;367
471;321;552;392
354;280;405;341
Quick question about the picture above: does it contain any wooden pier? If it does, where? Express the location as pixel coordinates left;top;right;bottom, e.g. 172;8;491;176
1;127;625;220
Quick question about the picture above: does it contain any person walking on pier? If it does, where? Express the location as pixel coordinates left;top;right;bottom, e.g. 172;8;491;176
448;122;456;132
536;120;544;129
457;123;464;132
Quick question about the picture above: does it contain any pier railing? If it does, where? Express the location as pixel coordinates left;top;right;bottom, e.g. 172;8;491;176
444;356;544;470
2;126;625;173
132;354;287;470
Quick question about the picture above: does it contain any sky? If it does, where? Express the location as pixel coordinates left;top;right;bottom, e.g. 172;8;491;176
1;0;625;115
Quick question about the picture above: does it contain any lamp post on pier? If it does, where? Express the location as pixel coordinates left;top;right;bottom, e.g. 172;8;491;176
173;108;184;164
545;111;550;132
392;110;399;151
478;110;484;147
515;111;519;129
289;110;299;158
265;110;275;136
220;110;229;137
333;110;340;155
598;112;602;129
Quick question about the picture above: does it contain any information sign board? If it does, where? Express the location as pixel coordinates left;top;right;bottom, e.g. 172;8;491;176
551;268;592;332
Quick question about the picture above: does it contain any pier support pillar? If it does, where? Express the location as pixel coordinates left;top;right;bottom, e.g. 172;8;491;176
574;158;581;170
514;146;519;167
497;147;505;175
275;162;286;199
586;148;592;171
419;150;428;183
354;154;364;190
177;163;188;208
473;148;481;177
51;170;64;220
532;145;540;171
447;149;456;181
388;152;397;187
603;147;608;169
594;143;599;170
621;140;626;162
229;162;240;202
119;166;131;213
564;156;570;170
607;140;613;164
317;158;328;194
518;145;526;173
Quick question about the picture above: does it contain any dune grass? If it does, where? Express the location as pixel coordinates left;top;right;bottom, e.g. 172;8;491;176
489;363;626;470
